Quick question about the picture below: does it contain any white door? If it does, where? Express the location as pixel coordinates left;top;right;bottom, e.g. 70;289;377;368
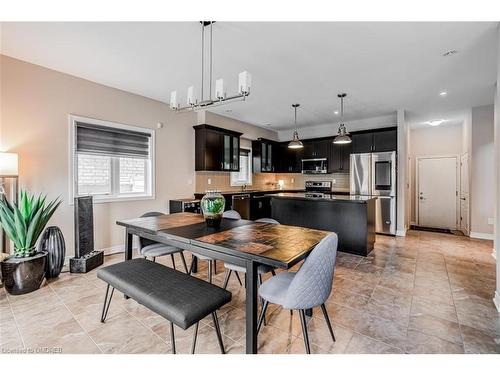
460;154;470;235
417;156;458;229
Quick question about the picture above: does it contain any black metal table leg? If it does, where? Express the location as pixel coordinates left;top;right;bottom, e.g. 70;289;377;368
191;256;198;273
305;308;313;317
124;230;133;299
245;260;258;354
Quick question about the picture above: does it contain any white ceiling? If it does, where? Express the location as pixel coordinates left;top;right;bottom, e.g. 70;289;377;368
1;22;498;130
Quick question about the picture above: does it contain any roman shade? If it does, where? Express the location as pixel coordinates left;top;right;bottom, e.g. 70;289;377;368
76;121;151;158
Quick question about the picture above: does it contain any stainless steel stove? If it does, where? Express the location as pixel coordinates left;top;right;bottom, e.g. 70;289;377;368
305;180;332;193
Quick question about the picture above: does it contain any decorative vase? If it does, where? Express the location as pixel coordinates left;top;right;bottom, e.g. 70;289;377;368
38;226;66;278
200;190;226;228
0;252;47;295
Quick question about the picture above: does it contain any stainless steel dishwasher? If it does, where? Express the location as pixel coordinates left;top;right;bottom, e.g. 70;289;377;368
232;194;251;219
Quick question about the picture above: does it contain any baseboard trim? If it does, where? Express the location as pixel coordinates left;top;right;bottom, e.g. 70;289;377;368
396;229;407;237
470;232;495;240
494;291;500;313
101;244;132;256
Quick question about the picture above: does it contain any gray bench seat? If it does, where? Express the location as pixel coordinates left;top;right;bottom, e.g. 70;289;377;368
97;258;231;353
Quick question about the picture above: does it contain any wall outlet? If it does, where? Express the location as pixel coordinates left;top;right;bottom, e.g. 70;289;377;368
488;217;494;225
332;179;336;184
208;178;212;185
291;178;295;184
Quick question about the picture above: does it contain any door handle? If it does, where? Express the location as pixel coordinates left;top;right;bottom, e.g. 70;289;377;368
419;197;425;200
460;198;466;201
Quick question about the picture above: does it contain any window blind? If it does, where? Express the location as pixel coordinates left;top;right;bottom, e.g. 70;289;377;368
76;121;151;158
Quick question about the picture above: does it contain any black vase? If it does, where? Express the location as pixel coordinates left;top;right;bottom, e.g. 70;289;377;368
38;226;66;278
1;252;47;295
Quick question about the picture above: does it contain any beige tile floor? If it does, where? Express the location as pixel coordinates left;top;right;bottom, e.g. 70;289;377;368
1;230;499;354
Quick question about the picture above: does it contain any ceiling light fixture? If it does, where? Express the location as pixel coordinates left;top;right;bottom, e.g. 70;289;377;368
170;21;251;112
333;93;352;144
334;111;339;115
426;119;445;126
439;91;447;96
288;104;304;149
442;49;458;57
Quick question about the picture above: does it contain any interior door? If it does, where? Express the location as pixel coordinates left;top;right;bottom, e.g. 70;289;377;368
460;154;469;235
417;156;458;230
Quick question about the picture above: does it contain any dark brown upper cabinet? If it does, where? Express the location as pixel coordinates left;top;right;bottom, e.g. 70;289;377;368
194;124;242;172
352;127;397;153
329;141;353;173
252;138;280;173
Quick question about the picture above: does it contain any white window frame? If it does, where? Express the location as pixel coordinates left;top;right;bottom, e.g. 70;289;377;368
68;114;155;204
230;148;253;186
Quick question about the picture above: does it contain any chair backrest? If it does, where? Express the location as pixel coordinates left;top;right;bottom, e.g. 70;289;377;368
255;218;280;224
283;233;338;310
139;211;165;248
222;210;241;219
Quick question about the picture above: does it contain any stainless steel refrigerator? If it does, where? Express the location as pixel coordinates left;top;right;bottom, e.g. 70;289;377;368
350;151;396;235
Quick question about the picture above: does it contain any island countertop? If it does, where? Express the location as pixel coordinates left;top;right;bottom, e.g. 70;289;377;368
264;192;376;203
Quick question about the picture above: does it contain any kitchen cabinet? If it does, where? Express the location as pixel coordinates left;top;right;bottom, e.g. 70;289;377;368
194;124;241;172
252;139;280;173
277;143;302;173
250;195;271;220
329;141;352;173
302;139;329;159
352;127;397;153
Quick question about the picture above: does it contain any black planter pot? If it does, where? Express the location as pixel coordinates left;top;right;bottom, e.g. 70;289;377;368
38;226;66;278
1;252;47;295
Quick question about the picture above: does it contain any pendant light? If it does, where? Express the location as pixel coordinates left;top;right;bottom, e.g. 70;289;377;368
333;93;352;144
288;104;304;149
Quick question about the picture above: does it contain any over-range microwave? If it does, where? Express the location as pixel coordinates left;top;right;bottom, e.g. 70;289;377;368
301;158;328;174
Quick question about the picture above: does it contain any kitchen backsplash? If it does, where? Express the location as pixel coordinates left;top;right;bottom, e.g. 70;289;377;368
195;171;349;193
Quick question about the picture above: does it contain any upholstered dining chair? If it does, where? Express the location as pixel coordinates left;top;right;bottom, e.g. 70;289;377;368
256;233;338;354
189;209;242;283
138;212;189;273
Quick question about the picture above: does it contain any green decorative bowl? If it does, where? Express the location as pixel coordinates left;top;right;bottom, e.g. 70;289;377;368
200;191;226;228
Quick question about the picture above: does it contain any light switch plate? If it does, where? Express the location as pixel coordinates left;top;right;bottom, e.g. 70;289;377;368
208;178;212;185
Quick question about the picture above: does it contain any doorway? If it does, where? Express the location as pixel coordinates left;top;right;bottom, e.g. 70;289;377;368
459;153;470;235
416;156;458;230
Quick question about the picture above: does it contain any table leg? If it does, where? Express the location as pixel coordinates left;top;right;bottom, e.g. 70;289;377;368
245;260;258;354
305;308;313;317
124;230;133;299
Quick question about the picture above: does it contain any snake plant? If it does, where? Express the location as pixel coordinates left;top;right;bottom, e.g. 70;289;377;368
0;190;61;257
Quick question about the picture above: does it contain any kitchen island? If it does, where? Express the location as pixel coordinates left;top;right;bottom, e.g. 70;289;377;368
265;192;376;256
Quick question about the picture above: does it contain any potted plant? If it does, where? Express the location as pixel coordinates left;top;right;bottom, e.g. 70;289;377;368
0;190;61;295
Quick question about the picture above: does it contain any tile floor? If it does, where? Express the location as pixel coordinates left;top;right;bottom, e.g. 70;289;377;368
1;230;499;354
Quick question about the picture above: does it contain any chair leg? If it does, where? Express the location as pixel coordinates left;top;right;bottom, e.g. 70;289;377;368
234;271;243;286
180;252;189;274
208;260;213;284
152;257;156;263
191;322;199;354
212;312;225;354
320;304;336;342
189;256;196;275
299;310;311;354
222;269;232;290
271;269;276;276
257;300;269;334
213;260;217;274
170;322;176;354
170;254;176;270
100;284;115;323
290;310;293;316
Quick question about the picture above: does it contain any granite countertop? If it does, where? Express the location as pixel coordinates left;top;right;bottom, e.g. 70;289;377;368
264;192;376;203
194;188;350;195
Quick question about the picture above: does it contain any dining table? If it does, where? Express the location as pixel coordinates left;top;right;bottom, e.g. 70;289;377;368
116;212;331;354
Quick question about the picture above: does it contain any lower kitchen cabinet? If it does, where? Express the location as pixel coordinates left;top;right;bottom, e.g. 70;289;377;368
250;196;271;220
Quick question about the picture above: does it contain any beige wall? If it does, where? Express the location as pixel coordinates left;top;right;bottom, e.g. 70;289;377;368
471;104;495;236
0;55;197;253
409;123;464;223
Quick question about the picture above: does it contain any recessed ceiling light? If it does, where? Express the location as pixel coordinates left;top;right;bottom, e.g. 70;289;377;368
426;120;445;126
264;123;272;126
225;109;233;113
442;49;458;57
334;111;339;115
439;91;447;96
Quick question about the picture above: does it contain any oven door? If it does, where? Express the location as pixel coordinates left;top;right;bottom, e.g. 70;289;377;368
301;158;328;174
371;152;396;196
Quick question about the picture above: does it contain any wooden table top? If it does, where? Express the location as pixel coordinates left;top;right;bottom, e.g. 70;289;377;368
117;212;331;269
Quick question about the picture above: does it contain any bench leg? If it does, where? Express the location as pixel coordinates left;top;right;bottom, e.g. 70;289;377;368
191;322;199;354
100;284;115;323
212;312;225;354
170;254;176;270
170;322;176;354
208;260;213;284
180;252;189;274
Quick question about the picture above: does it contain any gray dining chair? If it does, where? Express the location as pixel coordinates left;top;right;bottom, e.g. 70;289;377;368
138;212;189;273
256;233;338;354
189;209;242;283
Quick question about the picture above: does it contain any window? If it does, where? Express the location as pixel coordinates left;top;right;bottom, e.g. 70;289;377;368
230;149;252;186
70;115;155;203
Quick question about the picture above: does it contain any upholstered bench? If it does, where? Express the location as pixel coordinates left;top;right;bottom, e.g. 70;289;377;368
97;258;231;354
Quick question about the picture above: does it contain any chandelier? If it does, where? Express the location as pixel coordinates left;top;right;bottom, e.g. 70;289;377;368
170;21;251;112
333;93;352;144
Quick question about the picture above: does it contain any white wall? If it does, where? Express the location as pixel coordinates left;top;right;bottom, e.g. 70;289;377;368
409;123;464;223
0;55;197;254
494;24;500;312
396;109;410;235
470;104;495;237
277;113;396;141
